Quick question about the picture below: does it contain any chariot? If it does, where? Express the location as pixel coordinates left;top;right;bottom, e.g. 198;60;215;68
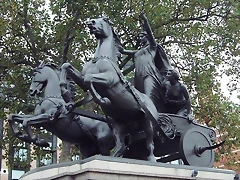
71;107;219;167
122;113;220;167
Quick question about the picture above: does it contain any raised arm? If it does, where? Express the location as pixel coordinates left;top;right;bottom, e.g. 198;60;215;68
139;13;156;49
118;45;137;56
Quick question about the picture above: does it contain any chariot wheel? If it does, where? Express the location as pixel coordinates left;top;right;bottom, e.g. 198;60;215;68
179;128;214;167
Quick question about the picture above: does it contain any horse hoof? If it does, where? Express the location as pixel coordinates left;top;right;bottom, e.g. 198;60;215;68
8;114;13;120
66;104;73;112
18;134;32;143
15;131;23;136
111;146;125;157
100;97;111;105
59;81;67;88
36;140;50;147
18;134;28;139
147;156;156;162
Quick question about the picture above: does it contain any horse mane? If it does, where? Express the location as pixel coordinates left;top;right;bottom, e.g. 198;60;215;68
36;62;76;100
102;16;123;63
111;27;122;62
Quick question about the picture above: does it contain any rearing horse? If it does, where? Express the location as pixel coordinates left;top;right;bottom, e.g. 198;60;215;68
60;16;160;161
8;63;115;158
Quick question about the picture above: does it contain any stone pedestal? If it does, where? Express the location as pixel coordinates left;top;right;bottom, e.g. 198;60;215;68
20;155;236;180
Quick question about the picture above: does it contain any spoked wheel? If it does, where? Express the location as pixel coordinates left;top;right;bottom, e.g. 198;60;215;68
179;128;214;167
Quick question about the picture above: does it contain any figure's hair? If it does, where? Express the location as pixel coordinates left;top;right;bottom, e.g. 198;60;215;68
171;70;180;80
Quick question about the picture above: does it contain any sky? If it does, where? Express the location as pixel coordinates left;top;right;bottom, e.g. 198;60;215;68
221;74;239;105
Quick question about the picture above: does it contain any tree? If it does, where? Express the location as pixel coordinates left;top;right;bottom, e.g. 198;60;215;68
0;0;239;170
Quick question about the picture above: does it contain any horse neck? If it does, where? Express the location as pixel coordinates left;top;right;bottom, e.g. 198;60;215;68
44;68;61;98
95;33;117;61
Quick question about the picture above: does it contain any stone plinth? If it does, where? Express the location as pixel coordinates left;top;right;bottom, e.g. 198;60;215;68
20;155;236;180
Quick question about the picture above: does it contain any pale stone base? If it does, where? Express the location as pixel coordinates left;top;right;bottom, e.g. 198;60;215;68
20;155;236;180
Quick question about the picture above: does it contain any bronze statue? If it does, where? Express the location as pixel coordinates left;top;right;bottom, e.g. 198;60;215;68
58;14;224;166
8;62;115;158
162;70;192;119
119;13;173;113
59;15;162;161
8;14;224;168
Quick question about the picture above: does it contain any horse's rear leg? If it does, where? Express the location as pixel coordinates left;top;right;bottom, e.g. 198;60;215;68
111;125;126;157
144;119;156;162
80;144;99;159
98;135;115;156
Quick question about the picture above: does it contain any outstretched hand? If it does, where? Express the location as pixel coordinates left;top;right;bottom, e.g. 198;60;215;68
139;12;147;21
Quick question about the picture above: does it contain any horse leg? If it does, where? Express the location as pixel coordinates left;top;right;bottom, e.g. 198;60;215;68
79;143;99;159
97;133;115;156
60;63;71;86
8;114;34;137
143;117;156;162
8;115;23;136
22;114;51;147
111;124;126;157
9;114;34;120
60;63;87;111
8;118;33;143
60;63;86;95
8;114;38;144
98;138;110;156
85;74;113;105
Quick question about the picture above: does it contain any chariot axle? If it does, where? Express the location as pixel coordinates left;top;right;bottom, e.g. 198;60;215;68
195;140;225;156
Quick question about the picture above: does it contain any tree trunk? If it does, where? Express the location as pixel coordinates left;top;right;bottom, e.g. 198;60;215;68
59;140;72;163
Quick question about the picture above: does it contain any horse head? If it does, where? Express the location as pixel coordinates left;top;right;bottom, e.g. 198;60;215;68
86;15;122;63
29;62;59;96
87;15;114;39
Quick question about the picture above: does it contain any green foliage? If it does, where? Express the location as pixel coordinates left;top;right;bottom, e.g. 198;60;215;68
0;0;239;171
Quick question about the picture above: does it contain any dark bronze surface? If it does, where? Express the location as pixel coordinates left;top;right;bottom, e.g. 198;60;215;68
8;14;222;167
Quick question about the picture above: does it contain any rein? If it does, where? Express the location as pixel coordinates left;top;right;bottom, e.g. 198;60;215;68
37;95;62;106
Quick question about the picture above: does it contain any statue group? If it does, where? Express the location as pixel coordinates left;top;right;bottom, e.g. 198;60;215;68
8;14;223;167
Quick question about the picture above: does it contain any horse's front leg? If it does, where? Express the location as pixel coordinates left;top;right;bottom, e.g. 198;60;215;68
60;63;75;104
9;114;34;121
8;114;35;137
111;124;126;157
21;114;51;147
8;114;40;144
60;63;89;112
84;73;113;105
60;63;87;98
